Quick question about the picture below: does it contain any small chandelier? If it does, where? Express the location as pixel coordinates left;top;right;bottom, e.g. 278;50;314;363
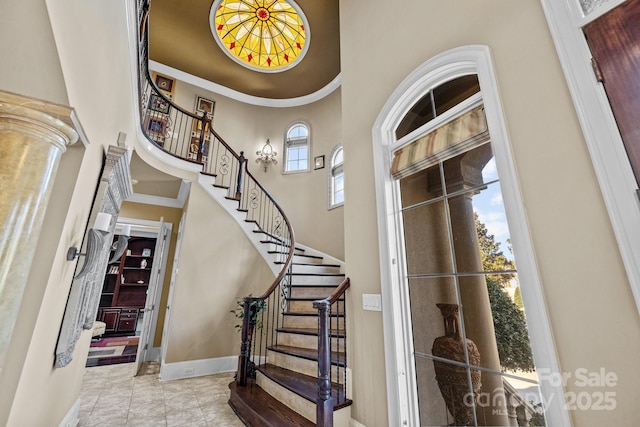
256;139;277;172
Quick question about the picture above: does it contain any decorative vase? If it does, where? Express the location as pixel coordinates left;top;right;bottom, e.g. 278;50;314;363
432;303;482;426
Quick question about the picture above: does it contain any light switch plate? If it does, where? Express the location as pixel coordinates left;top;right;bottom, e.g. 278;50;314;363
362;294;382;311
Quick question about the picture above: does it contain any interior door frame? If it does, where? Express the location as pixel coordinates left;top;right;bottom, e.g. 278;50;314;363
159;211;186;379
115;217;172;367
540;0;640;311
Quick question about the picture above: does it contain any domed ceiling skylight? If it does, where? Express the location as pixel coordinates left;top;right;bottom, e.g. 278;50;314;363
211;0;309;73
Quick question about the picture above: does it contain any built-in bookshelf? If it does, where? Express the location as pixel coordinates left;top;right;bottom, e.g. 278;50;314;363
96;235;156;335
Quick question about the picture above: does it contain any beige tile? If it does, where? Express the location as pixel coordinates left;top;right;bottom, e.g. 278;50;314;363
166;408;206;427
163;392;201;411
79;362;242;427
126;412;168;426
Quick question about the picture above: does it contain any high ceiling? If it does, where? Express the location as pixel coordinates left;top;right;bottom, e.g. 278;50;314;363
148;0;341;100
131;1;340;204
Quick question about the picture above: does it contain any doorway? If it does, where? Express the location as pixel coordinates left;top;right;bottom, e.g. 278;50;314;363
86;218;171;370
583;0;640;186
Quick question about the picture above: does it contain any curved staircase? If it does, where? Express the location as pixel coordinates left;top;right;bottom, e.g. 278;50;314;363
130;1;352;425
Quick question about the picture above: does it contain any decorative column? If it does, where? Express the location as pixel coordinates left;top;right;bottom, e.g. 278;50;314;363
445;146;508;426
0;91;79;370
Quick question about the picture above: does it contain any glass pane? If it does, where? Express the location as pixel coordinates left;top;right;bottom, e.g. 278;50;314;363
473;370;547;427
334;173;344;204
415;356;478;427
289;124;308;139
433;75;480;116
407;277;457;356
333;147;343;165
395;75;480;140
402;201;453;275
457;274;535;377
399;164;442;208
395;92;435;140
443;142;495;195
287;146;308;171
448;182;513;276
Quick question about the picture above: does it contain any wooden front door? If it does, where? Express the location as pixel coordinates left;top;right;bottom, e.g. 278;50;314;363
584;0;640;186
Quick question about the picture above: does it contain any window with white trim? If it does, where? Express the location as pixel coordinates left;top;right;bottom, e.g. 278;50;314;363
329;145;344;208
372;48;567;426
284;122;310;173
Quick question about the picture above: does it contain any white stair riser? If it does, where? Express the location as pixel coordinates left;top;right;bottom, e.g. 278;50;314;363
257;372;316;422
288;299;345;313
267;350;345;384
282;315;345;329
255;372;350;426
291;275;345;286
289;286;334;299
291;264;341;274
266;242;305;253
292;254;325;264
277;332;345;351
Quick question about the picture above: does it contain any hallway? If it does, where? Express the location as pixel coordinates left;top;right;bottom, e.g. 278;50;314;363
78;363;243;426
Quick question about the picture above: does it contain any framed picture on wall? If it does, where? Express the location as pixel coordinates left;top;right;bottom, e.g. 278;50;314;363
195;95;215;116
148;94;170;114
314;155;325;170
152;72;175;94
145;116;167;135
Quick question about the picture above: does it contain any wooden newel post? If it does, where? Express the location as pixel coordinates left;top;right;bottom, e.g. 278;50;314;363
235;151;245;200
237;298;252;386
314;299;334;426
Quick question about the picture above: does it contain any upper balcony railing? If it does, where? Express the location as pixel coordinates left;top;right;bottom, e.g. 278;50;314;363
134;0;295;383
134;2;350;424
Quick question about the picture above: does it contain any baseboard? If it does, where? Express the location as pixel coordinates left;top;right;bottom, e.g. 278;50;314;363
58;398;80;427
350;418;367;427
159;355;238;381
146;346;161;363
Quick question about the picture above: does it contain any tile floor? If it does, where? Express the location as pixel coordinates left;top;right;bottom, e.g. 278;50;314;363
78;362;245;426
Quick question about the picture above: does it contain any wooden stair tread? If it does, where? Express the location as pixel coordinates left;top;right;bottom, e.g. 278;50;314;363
228;381;314;427
291;272;345;277
213;184;230;190
276;327;345;338
290;284;341;288
260;239;305;251
268;345;346;366
200;171;217;177
268;251;322;259
275;261;341;268
257;364;352;409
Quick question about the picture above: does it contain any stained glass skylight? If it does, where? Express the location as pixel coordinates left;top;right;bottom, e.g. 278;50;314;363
211;0;309;73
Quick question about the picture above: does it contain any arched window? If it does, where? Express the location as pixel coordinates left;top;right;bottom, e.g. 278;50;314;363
284;122;310;173
373;47;567;426
329;145;344;208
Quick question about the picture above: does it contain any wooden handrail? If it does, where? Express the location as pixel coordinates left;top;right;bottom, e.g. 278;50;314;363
317;277;350;305
135;0;297;388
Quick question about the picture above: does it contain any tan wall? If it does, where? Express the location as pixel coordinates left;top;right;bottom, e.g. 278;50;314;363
119;202;184;347
339;1;640;426
0;0;68;105
1;0;140;425
166;79;345;260
164;184;274;362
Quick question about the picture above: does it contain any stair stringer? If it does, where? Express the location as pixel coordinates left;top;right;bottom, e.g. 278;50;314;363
197;173;346;278
197;173;282;276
